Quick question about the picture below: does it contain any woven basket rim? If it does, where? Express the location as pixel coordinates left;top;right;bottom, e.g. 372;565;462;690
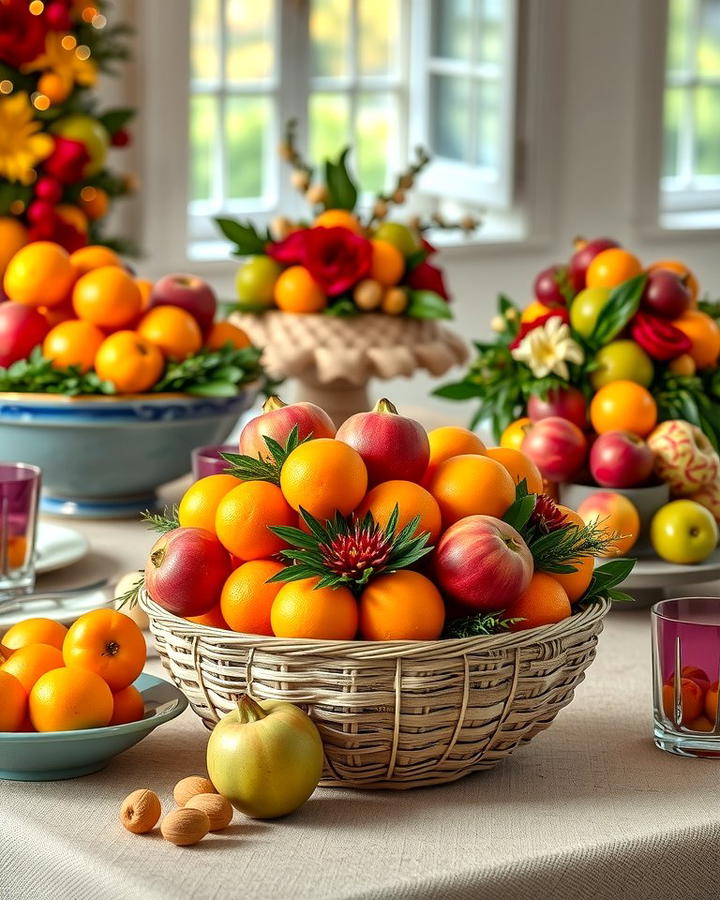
140;590;611;659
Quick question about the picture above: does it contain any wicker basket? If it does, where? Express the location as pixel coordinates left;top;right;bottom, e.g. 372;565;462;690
141;592;610;790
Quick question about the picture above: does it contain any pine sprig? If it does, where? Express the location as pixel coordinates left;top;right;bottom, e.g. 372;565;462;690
142;506;179;534
116;571;145;610
528;521;620;573
443;610;521;638
222;425;310;484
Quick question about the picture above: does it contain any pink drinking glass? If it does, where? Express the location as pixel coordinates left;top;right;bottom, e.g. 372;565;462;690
191;445;237;480
0;463;41;599
652;596;720;757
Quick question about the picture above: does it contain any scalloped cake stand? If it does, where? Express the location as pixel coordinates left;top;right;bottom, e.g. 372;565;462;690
231;311;469;425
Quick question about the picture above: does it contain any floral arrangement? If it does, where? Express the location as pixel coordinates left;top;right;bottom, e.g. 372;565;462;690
216;121;479;320
0;0;135;257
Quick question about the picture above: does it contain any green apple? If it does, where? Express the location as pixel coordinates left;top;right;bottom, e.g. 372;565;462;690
569;287;610;338
235;256;282;308
373;222;419;257
590;340;654;389
651;500;718;564
50;115;109;177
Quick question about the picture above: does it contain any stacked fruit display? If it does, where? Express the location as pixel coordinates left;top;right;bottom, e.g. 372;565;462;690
0;609;147;733
437;238;720;567
134;397;634;641
0;240;262;395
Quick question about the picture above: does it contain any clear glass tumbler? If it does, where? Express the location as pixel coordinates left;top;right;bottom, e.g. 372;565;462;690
0;463;41;599
652;596;720;757
191;444;236;480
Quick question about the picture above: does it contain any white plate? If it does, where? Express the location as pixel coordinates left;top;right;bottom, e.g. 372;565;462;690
621;548;720;588
35;523;89;575
0;588;110;629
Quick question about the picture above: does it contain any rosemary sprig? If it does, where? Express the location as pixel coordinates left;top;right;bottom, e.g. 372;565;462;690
116;571;145;610
443;610;521;638
221;425;310;484
142;506;179;534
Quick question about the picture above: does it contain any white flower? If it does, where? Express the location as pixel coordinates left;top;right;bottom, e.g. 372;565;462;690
511;316;584;380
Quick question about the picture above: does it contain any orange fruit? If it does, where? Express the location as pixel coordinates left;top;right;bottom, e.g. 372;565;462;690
69;244;122;277
29;667;113;732
426;454;516;527
274;265;327;313
178;474;242;534
355;480;442;543
0;217;28;276
2;618;68;652
38;71;70;104
671;309;720;369
137;305;202;361
313;209;362;234
0;670;27;731
6;535;27;569
63;608;146;691
586;248;642;289
215;481;295;560
205;321;251;351
220;560;285;635
72;265;143;329
668;353;696;376
486;446;543;494
3;241;75;307
556;504;585;529
505;572;572;631
576;492;640;557
647;259;699;303
589;381;657;436
424;425;486;484
186;604;229;630
42;320;105;373
520;300;553;324
369;239;405;286
56;204;88;235
500;417;532;451
136;278;153;310
0;643;64;693
705;682;718;722
110;684;145;725
280;438;368;520
270;577;358;639
359;570;445;641
547;555;594;602
94;331;164;393
662;677;704;725
78;186;109;221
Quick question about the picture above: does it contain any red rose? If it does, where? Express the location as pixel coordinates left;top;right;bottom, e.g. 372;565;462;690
407;260;451;301
0;0;47;67
269;226;372;296
509;309;570;350
630;311;691;361
42;137;91;184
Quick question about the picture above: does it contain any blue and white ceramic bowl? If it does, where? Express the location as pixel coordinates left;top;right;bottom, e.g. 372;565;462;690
0;386;260;518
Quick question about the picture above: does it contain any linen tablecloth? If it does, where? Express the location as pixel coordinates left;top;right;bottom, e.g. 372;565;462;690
2;480;720;900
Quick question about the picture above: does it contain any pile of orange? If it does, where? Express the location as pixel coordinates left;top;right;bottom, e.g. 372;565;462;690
169;408;594;644
0;609;146;733
1;240;250;393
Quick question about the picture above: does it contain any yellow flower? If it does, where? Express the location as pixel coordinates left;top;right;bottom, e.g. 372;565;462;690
22;33;98;94
0;92;54;184
511;315;584;380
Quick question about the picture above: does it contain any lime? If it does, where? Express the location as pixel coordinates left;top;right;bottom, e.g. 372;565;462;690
235;256;282;308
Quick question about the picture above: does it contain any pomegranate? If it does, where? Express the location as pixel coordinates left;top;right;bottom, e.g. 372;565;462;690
0;302;49;367
238;395;336;460
527;386;587;430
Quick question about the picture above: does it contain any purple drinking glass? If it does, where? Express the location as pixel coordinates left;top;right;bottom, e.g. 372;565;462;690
652;596;720;757
191;445;237;480
0;463;41;598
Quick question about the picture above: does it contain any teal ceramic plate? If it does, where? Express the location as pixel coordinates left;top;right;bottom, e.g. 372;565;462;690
0;673;187;781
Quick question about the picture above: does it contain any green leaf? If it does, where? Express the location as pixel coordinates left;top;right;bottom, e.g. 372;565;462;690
185;381;238;397
324;148;358;211
324;297;357;317
405;247;428;273
502;494;536;532
406;290;452;320
432;381;483;400
586;273;647;348
98;108;135;134
214;217;269;255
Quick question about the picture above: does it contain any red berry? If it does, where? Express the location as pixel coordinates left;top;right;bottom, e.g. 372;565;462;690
45;2;72;29
111;129;131;148
26;200;56;226
34;177;63;204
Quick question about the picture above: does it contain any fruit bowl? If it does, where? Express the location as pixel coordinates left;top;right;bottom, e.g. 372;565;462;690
141;590;610;790
0;386;260;517
0;672;187;781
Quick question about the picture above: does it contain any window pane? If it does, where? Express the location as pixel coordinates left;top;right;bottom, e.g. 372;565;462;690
356;93;394;192
311;0;350;78
666;0;693;73
310;93;350;164
226;0;274;83
477;0;505;65
429;74;470;161
191;0;220;83
474;79;501;169
359;0;399;77
698;0;720;75
662;86;683;178
694;85;720;176
226;96;271;199
432;0;472;62
189;95;218;201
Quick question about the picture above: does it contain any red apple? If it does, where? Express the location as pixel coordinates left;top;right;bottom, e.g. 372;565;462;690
239;395;336;460
569;237;620;292
434;515;534;610
641;270;691;320
527;386;587;430
533;265;568;307
149;273;217;335
0;302;49;367
589;430;654;488
522;416;587;482
336;398;430;486
144;527;231;617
